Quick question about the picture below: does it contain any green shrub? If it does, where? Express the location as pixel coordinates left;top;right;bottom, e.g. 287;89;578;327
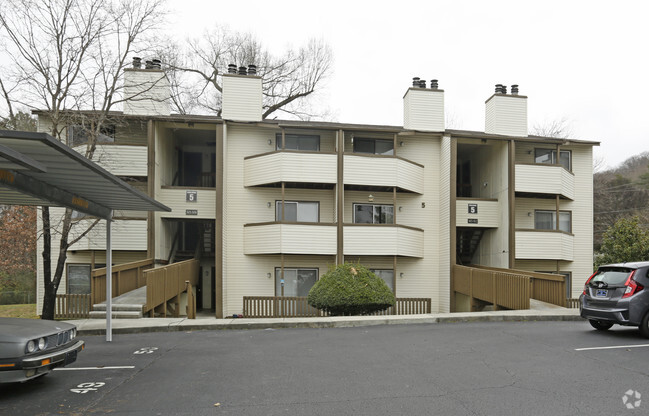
307;263;395;315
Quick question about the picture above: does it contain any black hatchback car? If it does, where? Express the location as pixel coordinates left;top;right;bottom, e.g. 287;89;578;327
580;261;649;337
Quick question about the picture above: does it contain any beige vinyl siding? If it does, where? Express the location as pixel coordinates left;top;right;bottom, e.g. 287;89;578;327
68;219;147;251
403;88;445;132
122;69;170;116
73;144;147;176
244;223;337;255
248;188;336;223
344;226;424;258
516;230;574;261
516;164;575;199
221;75;262;122
438;135;451;312
157;188;216;219
244;152;337;186
485;95;527;137
343;155;424;194
456;199;500;228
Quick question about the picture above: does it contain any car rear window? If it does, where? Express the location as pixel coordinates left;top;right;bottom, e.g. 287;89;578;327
591;268;633;286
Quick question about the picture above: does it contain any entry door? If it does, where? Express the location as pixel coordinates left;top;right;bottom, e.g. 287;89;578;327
182;152;202;186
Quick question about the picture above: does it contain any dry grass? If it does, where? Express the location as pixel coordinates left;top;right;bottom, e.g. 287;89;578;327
0;304;39;319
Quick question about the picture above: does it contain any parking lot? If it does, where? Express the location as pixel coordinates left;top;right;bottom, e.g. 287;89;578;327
1;320;648;415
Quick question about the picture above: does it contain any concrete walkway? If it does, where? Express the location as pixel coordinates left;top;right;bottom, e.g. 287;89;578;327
68;307;582;336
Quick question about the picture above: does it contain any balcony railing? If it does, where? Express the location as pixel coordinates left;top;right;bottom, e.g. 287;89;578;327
515;229;574;261
344;154;424;194
244;222;337;255
515;163;574;200
244;151;337;187
344;224;424;258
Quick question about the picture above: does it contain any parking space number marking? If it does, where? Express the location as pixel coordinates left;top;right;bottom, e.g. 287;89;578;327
133;347;158;355
71;382;105;394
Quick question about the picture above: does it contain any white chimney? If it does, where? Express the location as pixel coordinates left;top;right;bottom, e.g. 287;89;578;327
221;67;262;122
485;84;527;137
123;59;170;116
403;78;444;132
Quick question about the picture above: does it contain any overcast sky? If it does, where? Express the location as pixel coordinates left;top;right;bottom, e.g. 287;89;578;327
170;0;648;170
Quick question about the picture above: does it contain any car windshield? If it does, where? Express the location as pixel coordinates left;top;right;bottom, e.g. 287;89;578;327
591;268;633;286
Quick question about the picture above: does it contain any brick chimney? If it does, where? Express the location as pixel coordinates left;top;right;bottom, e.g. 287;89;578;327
403;78;444;132
485;84;527;137
123;57;170;116
221;64;262;122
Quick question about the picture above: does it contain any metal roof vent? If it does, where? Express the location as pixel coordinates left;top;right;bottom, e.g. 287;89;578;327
247;64;257;75
511;84;519;95
238;66;247;75
132;57;142;69
412;77;421;87
227;64;237;74
430;79;438;89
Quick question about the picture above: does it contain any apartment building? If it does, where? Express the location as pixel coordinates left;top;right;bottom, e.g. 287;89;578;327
35;63;597;317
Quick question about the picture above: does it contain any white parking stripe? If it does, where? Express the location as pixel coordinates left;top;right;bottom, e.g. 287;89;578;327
575;344;649;351
54;366;135;371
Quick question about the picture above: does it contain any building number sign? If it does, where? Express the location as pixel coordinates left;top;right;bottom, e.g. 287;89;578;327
468;203;478;214
186;190;198;202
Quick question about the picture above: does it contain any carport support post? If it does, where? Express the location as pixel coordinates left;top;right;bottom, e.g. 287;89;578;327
106;212;113;342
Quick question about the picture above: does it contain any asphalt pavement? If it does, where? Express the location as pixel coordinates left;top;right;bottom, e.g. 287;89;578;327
2;319;648;416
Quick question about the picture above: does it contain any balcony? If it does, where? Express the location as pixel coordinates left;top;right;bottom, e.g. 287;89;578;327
344;154;424;194
344;224;424;258
244;222;337;255
515;230;574;261
157;188;216;219
456;198;500;228
244;151;337;187
515;164;574;200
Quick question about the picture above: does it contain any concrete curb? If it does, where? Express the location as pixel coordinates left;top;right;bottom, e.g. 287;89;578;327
70;310;583;336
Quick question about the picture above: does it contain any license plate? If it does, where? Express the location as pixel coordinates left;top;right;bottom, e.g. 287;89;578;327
596;289;608;297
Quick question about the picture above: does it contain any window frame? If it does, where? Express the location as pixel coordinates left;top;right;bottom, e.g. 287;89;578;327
275;200;320;223
352;203;395;224
534;209;572;233
274;267;319;297
353;137;394;155
275;133;321;151
370;268;395;292
534;148;572;171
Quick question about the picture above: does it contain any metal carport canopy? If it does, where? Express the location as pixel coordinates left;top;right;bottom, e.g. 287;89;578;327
0;129;171;343
0;129;169;217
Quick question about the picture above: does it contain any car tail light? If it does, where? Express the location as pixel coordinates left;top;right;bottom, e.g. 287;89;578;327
583;272;597;295
622;270;644;298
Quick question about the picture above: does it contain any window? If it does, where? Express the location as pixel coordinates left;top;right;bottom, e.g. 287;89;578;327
354;204;394;224
275;268;318;296
353;138;394;155
370;269;394;291
276;134;320;151
275;201;319;222
534;148;571;171
67;264;91;294
68;124;115;147
535;210;572;233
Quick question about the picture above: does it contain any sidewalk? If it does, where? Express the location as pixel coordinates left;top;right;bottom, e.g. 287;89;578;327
68;307;582;336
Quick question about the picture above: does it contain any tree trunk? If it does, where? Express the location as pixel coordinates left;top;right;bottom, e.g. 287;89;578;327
40;207;53;320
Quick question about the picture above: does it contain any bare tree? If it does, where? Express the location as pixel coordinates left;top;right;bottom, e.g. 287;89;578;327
0;0;166;319
162;27;332;119
530;116;573;138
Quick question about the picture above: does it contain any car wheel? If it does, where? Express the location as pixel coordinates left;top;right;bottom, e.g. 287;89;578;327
589;319;614;331
640;313;649;339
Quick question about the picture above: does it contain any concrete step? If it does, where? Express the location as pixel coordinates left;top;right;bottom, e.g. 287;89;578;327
89;310;143;319
92;303;144;312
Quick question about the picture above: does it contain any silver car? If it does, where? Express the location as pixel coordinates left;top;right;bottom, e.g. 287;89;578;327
0;318;84;383
580;261;649;337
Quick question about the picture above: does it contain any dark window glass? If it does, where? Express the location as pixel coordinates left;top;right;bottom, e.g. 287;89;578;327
67;264;91;294
354;204;394;224
534;148;571;171
275;268;318;296
276;134;320;151
353;138;394;155
371;269;394;291
68;125;115;147
534;210;571;232
275;201;318;222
